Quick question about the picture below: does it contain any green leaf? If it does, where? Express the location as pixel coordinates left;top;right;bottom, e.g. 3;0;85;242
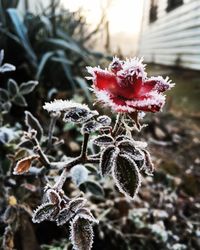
100;145;118;177
13;94;27;107
93;135;114;147
7;8;37;66
24;111;43;141
7;79;18;96
112;154;141;199
45;38;85;57
19;81;38;95
36;51;54;80
80;180;104;197
0;88;9;102
117;140;145;169
32;203;56;223
75;77;92;103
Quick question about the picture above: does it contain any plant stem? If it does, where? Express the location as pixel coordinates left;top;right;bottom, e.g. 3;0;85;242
31;137;50;168
53;133;99;190
112;113;122;136
47;114;59;148
80;133;89;158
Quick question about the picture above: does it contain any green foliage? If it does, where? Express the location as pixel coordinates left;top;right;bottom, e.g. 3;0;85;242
0;0;108;101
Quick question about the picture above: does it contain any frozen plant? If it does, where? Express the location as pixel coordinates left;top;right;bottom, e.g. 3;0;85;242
13;57;174;250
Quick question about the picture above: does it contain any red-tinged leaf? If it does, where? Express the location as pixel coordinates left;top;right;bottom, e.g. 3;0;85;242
46;189;61;205
100;145;119;177
70;216;94;250
21;183;37;192
13;155;39;175
32;203;57;223
112;153;141;199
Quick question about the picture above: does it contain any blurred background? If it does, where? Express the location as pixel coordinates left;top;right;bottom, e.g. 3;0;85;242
0;0;200;250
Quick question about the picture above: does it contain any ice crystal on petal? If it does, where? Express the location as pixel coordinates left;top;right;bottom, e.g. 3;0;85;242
87;57;174;113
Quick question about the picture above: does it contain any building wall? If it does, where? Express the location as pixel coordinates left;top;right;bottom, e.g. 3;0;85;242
139;0;200;70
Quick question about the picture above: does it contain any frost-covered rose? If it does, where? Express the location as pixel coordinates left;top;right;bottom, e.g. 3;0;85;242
86;57;174;113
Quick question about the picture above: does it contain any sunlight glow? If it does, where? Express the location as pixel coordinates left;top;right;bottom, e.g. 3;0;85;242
62;0;143;34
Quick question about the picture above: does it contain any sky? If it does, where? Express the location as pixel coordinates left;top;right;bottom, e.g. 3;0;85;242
61;0;144;55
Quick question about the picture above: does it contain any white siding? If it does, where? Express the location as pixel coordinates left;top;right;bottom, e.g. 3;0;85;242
139;0;200;70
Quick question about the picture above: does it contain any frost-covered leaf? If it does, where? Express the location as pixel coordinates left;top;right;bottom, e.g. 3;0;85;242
25;111;43;141
115;135;132;142
19;81;38;95
117;140;145;169
56;207;73;226
46;189;61;205
100;145;119;177
13;155;39;175
0;88;9;102
43;99;90;114
76;208;98;224
18;139;34;149
7;79;18;96
80;181;104;197
112;154;141;199
70;165;89;186
32;203;57;223
2;206;17;224
13;94;27;107
142;150;154;175
92;135;114;147
0;50;16;73
81;120;101;134
63;107;98;124
99;126;112;134
69;198;87;212
97;115;111;126
0;102;12;113
70;216;94;250
0;63;16;73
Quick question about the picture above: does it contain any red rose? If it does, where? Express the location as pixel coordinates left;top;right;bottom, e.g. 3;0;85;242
86;57;174;113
